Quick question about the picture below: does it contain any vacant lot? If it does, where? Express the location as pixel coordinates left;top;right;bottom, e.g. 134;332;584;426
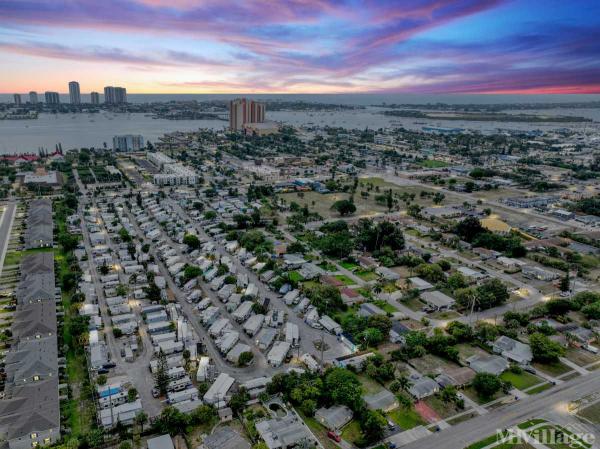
410;353;461;376
532;361;572;377
564;348;600;367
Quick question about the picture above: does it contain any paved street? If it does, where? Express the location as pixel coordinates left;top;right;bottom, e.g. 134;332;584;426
397;373;600;449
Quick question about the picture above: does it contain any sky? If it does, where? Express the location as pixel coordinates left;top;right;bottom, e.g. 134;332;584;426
1;0;600;95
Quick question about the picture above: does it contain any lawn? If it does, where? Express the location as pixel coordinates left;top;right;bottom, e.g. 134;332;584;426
456;343;489;362
340;261;359;271
564;348;600;367
410;353;461;376
462;386;504;405
318;261;337;272
526;383;552;395
532;361;572;377
358;374;383;394
334;274;356;286
372;300;398;314
500;371;542;390
356;270;379;281
517;418;547;429
288;271;305;283
419;160;449;168
578;401;600;425
529;424;592;449
422;395;465;419
464;431;509;449
400;296;425;311
340;420;362;445
387;407;426;430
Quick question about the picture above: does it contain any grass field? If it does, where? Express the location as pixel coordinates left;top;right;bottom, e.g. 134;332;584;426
565;348;600;367
279;176;461;219
340;261;359;271
526;383;552;395
387;406;426;429
418;160;450;168
532;361;572;377
423;395;464;419
578;401;600;424
334;274;356;285
356;269;379;281
500;371;543;390
341;420;362;445
358;374;383;394
372;300;398;314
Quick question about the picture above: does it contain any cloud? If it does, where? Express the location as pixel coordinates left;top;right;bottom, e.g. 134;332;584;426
1;0;600;93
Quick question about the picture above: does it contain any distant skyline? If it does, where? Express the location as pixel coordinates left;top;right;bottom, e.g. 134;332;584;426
1;0;600;95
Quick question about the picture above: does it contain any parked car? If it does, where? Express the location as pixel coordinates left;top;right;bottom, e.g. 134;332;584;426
327;431;341;443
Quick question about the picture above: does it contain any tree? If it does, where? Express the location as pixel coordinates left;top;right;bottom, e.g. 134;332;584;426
304;284;345;315
229;387;250;414
154;349;170;395
135;411;148;432
238;351;254;367
99;261;110;275
360;409;387;444
183;233;200;251
582;302;600;319
454;216;484;241
530;332;565;363
183;264;202;282
153;406;188;435
472;372;502;399
127;388;138;402
144;280;162;302
324;368;363;411
96;374;107;386
331;199;356;216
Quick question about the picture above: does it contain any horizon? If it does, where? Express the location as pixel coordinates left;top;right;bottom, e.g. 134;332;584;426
2;0;600;95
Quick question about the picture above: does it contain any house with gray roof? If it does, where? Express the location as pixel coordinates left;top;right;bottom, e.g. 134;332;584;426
24;199;53;249
315;405;353;431
0;251;59;449
467;354;509;376
200;426;250;449
492;336;533;365
409;377;439;399
364;389;398;412
255;411;317;449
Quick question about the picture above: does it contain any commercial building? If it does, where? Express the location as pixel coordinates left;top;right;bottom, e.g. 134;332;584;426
113;134;144;152
68;81;81;104
13;94;21;105
104;86;127;104
44;91;60;104
153;164;198;186
90;91;100;105
229;98;266;131
29;91;38;104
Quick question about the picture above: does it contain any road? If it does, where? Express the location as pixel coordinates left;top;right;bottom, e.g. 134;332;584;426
0;201;16;278
397;373;600;449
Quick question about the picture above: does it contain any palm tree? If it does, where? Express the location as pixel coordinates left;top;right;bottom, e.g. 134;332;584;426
135;411;148;432
397;375;411;392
